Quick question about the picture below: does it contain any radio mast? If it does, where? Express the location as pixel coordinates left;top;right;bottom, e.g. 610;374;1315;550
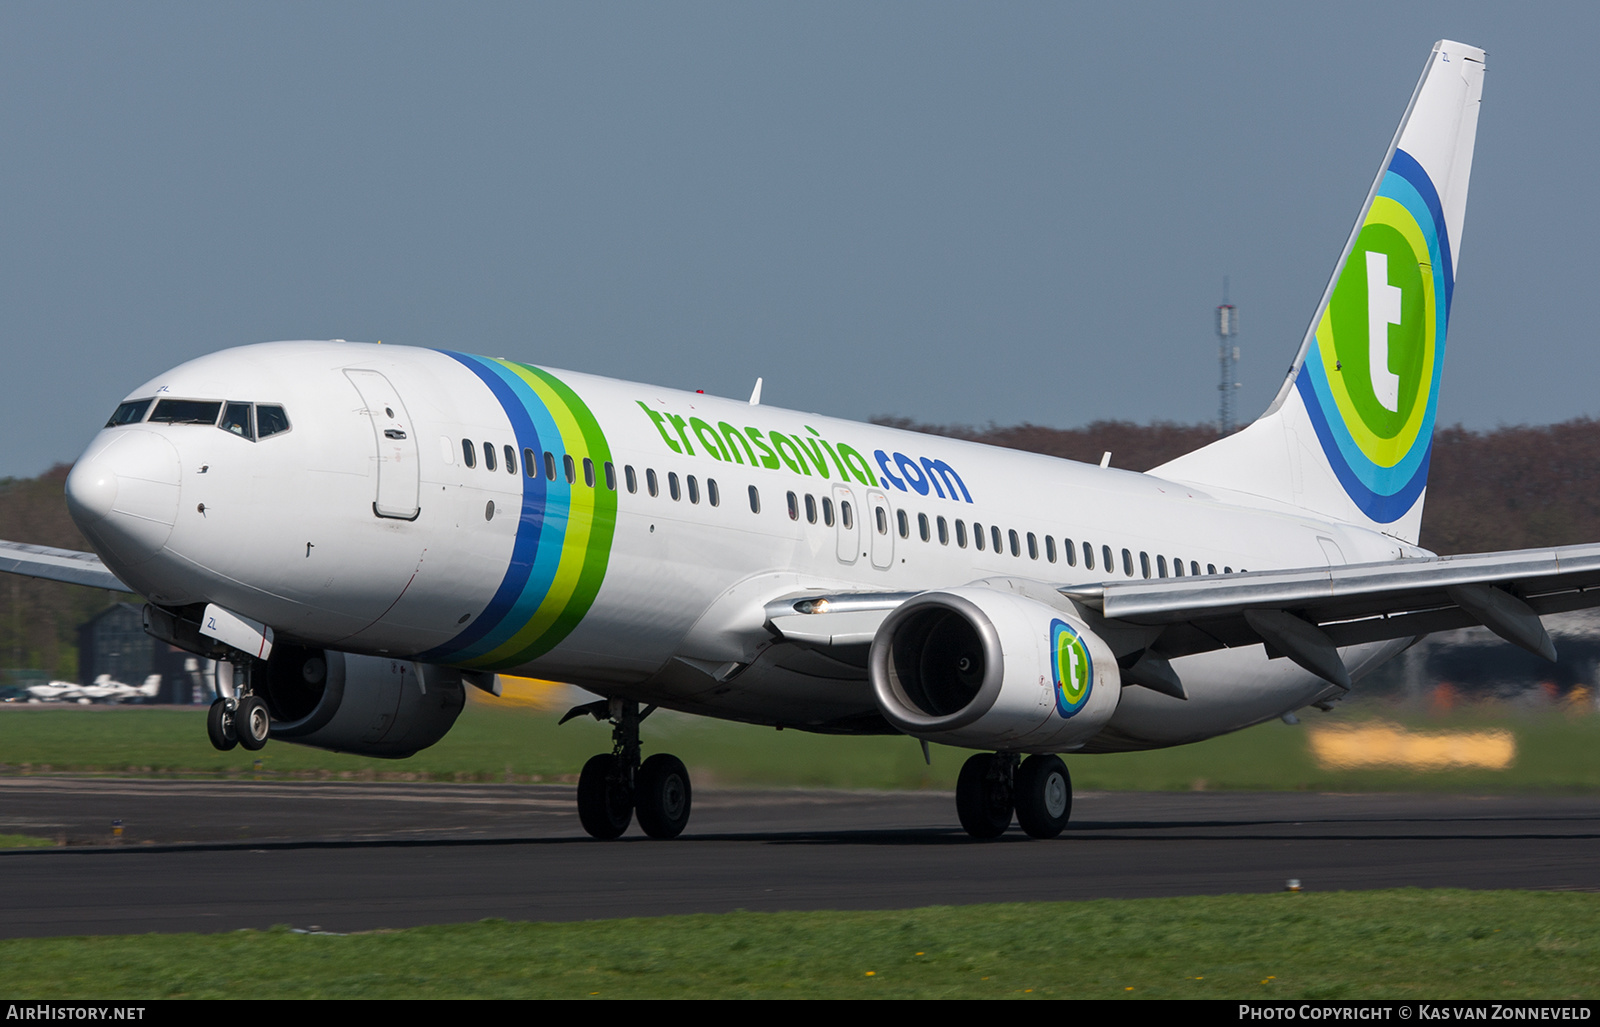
1217;278;1240;434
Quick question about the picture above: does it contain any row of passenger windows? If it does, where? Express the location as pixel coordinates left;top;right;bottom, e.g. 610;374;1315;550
777;488;1241;579
107;398;291;441
625;466;723;506
459;439;619;491
454;449;1239;580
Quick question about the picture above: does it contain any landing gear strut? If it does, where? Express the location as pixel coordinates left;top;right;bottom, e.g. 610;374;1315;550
565;698;693;840
955;752;1072;839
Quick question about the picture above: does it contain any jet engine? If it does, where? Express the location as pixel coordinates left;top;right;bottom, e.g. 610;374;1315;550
868;586;1120;752
257;644;466;758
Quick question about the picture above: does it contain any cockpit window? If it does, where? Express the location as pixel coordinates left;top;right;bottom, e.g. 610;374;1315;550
149;399;223;425
257;405;291;438
220;402;254;440
105;399;152;427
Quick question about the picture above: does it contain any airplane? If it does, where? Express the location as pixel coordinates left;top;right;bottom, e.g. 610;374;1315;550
4;39;1589;841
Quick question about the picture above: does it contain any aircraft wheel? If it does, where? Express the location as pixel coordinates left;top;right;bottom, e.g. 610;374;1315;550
635;754;692;840
955;752;1013;839
206;698;237;752
577;754;634;840
1014;754;1071;839
235;695;270;751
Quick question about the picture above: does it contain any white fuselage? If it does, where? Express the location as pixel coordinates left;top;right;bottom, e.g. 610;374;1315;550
66;341;1415;751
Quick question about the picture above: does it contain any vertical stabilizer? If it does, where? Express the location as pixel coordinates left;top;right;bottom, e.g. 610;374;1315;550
1151;41;1485;545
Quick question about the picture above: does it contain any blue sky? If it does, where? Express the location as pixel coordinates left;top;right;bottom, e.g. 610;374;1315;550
2;2;1595;476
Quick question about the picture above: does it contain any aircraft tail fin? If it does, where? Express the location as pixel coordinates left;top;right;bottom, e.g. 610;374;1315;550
1150;40;1485;545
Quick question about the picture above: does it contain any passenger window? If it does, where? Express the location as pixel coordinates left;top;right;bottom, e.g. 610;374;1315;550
583;457;595;487
918;513;930;542
1027;533;1038;560
707;479;719;507
1121;548;1132;576
687;475;700;504
1045;536;1055;563
220;402;254;440
524;448;538;478
897;509;909;539
544;451;557;481
974;523;985;551
822;497;835;527
504;445;517;474
937;516;949;545
787;491;799;520
841;501;853;529
1224;566;1233;574
1156;555;1167;578
955;520;967;548
875;506;888;535
150;399;223;425
605;462;617;491
992;526;1003;553
462;439;476;469
748;485;760;513
564;455;576;484
1173;558;1184;577
483;442;496;472
1104;546;1115;573
668;472;681;501
1207;563;1217;575
805;494;817;524
646;468;659;497
625;465;638;493
1009;529;1020;557
1191;561;1200;576
1065;539;1077;567
256;405;291;438
105;399;152;427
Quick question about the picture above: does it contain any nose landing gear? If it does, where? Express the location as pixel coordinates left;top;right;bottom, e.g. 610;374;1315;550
564;698;693;840
206;659;272;753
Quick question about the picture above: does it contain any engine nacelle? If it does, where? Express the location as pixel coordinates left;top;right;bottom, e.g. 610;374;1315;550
257;644;466;758
869;586;1120;752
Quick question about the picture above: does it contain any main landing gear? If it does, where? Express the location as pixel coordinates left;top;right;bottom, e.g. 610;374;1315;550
563;698;693;840
206;660;272;753
955;752;1072;840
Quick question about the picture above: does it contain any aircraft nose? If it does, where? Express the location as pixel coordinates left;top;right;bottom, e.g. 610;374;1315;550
65;429;182;566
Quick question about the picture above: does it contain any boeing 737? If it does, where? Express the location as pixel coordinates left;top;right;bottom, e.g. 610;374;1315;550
4;41;1583;840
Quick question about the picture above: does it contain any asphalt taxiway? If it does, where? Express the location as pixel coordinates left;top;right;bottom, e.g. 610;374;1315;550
0;777;1595;938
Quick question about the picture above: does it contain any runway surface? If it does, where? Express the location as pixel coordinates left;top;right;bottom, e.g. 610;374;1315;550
1;776;1596;938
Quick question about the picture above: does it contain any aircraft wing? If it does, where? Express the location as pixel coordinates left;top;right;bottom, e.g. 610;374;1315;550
767;543;1600;692
0;539;132;592
1063;543;1600;655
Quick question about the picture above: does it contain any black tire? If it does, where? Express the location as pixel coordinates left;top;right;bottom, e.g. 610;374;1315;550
235;695;270;751
206;698;237;752
577;754;634;839
635;754;692;840
955;752;1013;838
1014;754;1071;839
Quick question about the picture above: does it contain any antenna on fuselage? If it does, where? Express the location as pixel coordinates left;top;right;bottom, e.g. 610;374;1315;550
749;378;763;405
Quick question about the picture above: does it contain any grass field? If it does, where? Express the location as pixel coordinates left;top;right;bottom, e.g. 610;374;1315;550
1;890;1594;999
2;696;1599;792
